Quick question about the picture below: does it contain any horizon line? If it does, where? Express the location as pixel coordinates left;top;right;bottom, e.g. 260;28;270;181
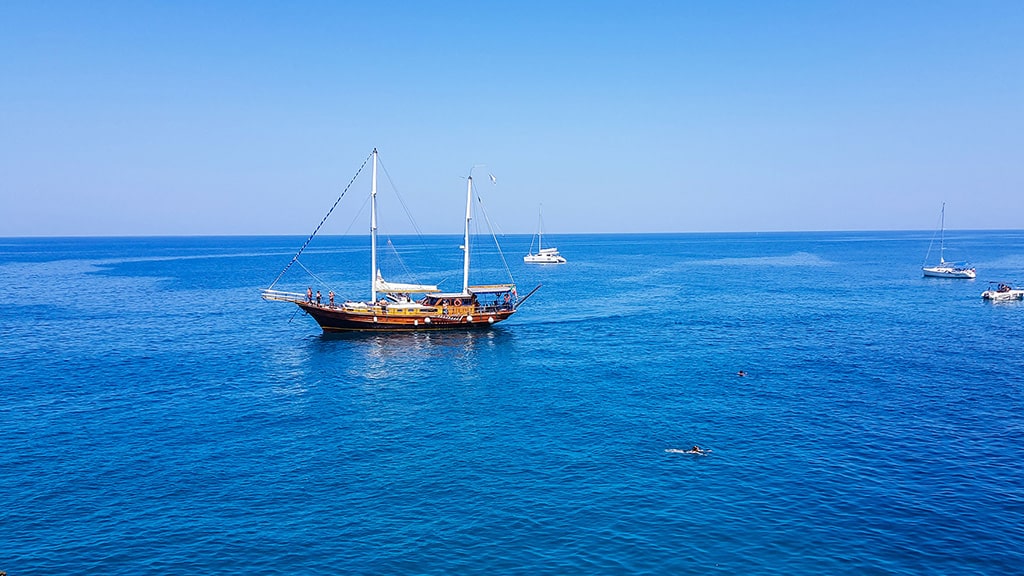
2;228;1021;240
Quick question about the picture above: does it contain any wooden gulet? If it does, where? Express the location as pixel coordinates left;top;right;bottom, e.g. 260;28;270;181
262;149;539;332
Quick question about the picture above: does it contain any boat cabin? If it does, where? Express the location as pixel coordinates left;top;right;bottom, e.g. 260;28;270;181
419;284;517;312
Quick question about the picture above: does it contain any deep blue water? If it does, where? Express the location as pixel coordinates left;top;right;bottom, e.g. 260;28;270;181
2;231;1023;575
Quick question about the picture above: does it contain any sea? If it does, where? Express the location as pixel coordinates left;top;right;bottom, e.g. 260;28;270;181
1;231;1023;575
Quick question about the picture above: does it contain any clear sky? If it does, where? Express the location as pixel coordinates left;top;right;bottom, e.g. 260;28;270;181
2;1;1021;236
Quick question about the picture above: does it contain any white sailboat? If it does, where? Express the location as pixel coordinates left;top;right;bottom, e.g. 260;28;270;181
922;203;975;279
524;205;566;264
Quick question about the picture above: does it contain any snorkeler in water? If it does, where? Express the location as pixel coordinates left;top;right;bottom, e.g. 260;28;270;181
665;445;711;455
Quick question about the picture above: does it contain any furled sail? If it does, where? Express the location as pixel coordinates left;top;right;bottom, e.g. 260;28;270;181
375;270;438;294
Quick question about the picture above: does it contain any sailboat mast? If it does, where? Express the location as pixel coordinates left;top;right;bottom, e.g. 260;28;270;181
939;202;946;264
462;175;472;295
538;204;544;250
370;148;379;302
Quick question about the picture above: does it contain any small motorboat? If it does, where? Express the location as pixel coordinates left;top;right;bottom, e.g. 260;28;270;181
981;282;1024;301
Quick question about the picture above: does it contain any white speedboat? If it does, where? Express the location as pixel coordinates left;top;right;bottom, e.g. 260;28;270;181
982;283;1024;301
524;205;566;264
922;203;975;279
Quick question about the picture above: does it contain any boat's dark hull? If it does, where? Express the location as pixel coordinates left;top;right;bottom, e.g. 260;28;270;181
297;302;516;332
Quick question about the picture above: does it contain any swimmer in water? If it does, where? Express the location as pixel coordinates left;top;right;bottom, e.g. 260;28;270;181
737;370;747;377
666;445;711;455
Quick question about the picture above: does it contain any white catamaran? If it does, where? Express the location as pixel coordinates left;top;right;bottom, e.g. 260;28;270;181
524;205;566;264
922;203;975;279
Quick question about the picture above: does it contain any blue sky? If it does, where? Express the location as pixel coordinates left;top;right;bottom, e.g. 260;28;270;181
2;1;1021;236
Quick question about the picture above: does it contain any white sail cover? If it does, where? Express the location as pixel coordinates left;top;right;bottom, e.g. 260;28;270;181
375;270;438;294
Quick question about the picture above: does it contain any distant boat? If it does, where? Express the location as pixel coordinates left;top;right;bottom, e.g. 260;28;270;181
262;149;539;332
982;282;1024;301
524;205;566;264
922;203;975;279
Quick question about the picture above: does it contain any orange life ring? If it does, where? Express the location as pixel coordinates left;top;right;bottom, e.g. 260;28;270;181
453;298;463;306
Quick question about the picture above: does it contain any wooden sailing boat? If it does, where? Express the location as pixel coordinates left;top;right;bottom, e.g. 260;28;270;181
262;149;539;332
523;205;566;264
922;202;975;279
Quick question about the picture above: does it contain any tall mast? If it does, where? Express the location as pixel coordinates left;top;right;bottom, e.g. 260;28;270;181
370;148;378;302
939;202;946;264
462;174;472;295
538;204;544;250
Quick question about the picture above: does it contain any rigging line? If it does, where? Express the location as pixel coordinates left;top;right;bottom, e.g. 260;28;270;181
472;182;517;287
383;237;426;285
378;156;430;248
344;192;372;236
294;258;332;290
923;207;943;265
267;150;373;290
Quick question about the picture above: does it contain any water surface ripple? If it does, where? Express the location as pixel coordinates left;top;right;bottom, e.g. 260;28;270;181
1;232;1022;575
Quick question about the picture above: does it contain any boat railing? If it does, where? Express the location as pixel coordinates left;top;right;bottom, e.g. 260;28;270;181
261;288;305;303
477;303;514;313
